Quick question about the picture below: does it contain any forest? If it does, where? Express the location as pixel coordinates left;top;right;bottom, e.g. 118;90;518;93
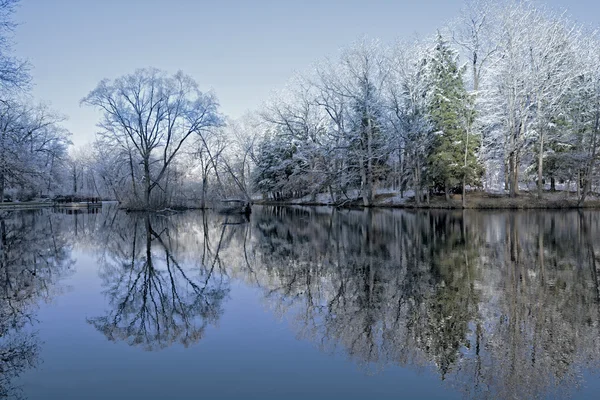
1;0;600;209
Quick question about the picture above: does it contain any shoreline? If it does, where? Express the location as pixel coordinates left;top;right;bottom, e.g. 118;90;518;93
253;194;600;210
0;201;106;211
4;195;600;212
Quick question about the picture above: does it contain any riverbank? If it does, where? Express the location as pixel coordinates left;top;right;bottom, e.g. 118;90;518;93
254;191;600;209
0;201;56;210
4;192;600;211
0;201;109;211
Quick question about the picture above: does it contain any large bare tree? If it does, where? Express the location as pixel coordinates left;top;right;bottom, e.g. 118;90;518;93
82;68;222;209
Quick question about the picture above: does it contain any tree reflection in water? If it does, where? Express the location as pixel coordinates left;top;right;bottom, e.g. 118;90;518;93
88;213;230;351
9;206;600;399
231;207;600;399
0;210;74;399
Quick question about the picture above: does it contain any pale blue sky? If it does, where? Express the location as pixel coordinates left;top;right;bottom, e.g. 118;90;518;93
12;0;600;147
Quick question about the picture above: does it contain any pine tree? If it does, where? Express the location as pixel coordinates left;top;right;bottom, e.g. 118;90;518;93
252;129;298;200
426;34;483;203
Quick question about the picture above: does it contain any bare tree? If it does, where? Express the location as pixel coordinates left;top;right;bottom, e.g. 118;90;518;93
386;40;433;205
82;68;222;209
0;0;30;93
0;101;70;201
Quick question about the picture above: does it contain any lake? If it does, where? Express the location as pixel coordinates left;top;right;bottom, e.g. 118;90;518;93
2;205;600;399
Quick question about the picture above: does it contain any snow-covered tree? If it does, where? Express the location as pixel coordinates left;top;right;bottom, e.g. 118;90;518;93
0;101;70;201
82;68;222;209
386;40;433;204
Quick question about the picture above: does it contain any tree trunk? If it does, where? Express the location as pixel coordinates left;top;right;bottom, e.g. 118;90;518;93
129;151;138;199
365;117;374;206
360;156;369;207
144;157;151;209
463;119;470;208
462;177;467;208
399;142;404;198
509;150;519;197
413;165;421;206
47;154;54;193
504;159;510;191
579;110;599;206
0;153;3;202
328;185;335;204
445;182;450;201
72;165;78;194
509;119;525;197
473;60;479;93
0;171;4;203
201;175;207;209
577;170;581;200
537;128;544;199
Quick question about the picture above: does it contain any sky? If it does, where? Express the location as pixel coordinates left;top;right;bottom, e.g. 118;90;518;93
11;0;600;148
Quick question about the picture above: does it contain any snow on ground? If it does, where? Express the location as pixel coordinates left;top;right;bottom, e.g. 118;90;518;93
253;184;600;206
377;190;415;206
256;188;417;206
292;192;337;204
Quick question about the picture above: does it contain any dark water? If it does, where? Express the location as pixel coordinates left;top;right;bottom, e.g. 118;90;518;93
2;205;600;399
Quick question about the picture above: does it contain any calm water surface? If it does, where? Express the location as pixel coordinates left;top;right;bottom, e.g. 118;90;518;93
2;205;600;399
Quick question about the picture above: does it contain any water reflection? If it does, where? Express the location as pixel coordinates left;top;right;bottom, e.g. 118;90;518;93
237;207;600;399
0;211;74;398
6;206;600;399
87;213;230;351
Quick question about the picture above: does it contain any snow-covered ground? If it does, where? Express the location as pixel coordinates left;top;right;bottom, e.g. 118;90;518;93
251;178;600;207
375;189;415;206
256;188;417;206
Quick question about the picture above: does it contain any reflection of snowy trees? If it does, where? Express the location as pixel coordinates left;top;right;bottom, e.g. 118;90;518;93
0;211;74;398
10;206;600;398
88;213;229;351
233;207;600;399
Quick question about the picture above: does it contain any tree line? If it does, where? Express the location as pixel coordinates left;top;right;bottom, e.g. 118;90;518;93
0;0;70;204
2;0;600;209
252;0;600;206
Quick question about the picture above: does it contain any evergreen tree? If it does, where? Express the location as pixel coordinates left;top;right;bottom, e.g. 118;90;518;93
252;129;298;200
426;34;483;202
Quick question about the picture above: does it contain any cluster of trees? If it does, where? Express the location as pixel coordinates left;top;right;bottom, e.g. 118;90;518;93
71;0;600;210
0;0;247;209
75;72;261;210
252;0;600;206
5;0;600;209
0;0;70;203
80;69;225;209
